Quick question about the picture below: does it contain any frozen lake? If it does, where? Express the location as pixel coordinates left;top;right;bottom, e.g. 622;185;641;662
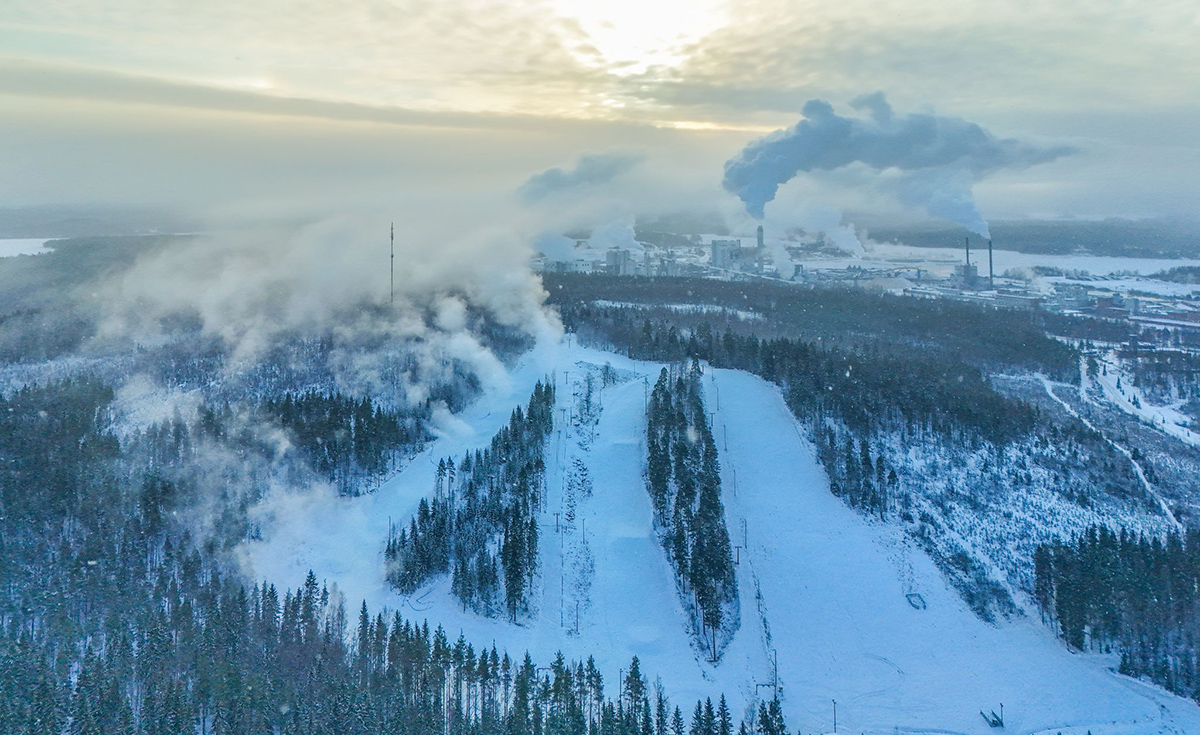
0;239;52;257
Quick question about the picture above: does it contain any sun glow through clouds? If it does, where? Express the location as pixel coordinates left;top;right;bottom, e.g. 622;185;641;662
550;0;728;75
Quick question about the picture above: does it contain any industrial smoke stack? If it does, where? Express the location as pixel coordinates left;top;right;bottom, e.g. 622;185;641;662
964;236;970;266
757;225;764;249
988;239;994;289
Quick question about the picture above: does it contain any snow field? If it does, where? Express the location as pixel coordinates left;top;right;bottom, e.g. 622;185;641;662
240;337;1200;734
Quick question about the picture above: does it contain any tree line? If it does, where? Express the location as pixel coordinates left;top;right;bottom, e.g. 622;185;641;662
385;380;554;621
1034;526;1200;701
646;364;738;660
811;427;898;519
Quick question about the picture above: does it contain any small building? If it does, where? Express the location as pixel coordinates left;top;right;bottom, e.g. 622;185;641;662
859;276;914;295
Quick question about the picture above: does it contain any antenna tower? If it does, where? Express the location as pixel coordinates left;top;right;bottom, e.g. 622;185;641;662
390;222;395;306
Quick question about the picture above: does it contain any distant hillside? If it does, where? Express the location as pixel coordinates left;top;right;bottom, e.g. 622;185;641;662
0;205;200;238
868;219;1199;259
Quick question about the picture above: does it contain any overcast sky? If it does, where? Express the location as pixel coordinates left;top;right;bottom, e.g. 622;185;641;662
1;0;1197;223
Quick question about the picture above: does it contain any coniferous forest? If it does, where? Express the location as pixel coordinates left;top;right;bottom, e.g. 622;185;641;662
257;391;422;493
385;380;554;621
0;369;783;734
559;308;1036;445
646;364;738;660
1034;527;1200;700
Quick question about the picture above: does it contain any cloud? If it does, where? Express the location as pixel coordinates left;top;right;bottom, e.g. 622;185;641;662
722;93;1074;236
0;0;614;119
0;57;590;132
519;152;645;202
2;0;1199;226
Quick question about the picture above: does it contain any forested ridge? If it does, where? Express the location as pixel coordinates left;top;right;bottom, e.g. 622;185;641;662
564;308;1036;445
544;274;1105;378
646;365;738;659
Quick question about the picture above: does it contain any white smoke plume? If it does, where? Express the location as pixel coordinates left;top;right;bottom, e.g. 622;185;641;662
90;205;565;561
97;211;561;405
519;152;645;203
722;93;1074;237
586;219;644;252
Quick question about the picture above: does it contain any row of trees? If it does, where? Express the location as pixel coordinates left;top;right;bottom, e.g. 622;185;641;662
811;427;898;519
564;309;1037;446
646;364;738;659
385;380;555;621
1034;526;1200;700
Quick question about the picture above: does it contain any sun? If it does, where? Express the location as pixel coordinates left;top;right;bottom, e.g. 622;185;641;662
550;0;729;75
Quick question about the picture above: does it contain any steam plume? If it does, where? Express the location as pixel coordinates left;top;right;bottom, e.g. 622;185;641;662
520;152;644;203
722;93;1074;237
98;214;560;403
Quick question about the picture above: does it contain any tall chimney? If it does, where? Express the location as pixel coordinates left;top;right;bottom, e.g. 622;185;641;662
988;239;994;289
964;236;970;266
757;225;764;249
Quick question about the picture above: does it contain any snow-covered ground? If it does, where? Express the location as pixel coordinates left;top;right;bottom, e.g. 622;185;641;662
593;300;762;321
240;337;1200;734
1042;374;1183;532
1090;350;1200;449
1048;277;1200;298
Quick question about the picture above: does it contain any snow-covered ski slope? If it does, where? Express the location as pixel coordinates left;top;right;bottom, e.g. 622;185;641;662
241;338;1200;735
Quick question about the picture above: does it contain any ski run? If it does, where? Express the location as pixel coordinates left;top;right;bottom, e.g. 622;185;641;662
242;337;1200;735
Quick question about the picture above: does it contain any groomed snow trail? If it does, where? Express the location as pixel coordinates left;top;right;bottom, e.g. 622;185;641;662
708;367;1200;734
241;338;1200;735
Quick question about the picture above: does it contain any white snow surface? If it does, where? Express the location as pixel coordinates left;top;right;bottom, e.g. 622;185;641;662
1090;350;1200;450
0;238;51;257
240;337;1200;734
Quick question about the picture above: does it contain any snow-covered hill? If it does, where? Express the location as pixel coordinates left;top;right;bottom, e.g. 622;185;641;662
241;337;1200;735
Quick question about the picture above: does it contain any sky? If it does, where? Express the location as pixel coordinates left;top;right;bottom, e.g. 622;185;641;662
0;0;1197;224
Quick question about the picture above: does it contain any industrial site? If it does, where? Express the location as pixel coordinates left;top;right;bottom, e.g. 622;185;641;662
536;224;1200;338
